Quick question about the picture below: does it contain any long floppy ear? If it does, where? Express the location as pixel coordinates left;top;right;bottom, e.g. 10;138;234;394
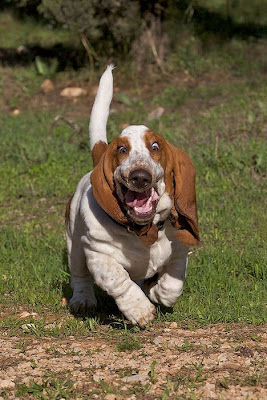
90;142;129;225
92;140;108;167
166;143;200;246
91;140;160;245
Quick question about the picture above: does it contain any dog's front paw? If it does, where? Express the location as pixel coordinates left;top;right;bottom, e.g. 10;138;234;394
148;282;183;307
69;293;97;316
117;296;156;328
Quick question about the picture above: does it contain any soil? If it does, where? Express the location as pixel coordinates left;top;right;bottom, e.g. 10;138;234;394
0;66;233;122
0;319;266;399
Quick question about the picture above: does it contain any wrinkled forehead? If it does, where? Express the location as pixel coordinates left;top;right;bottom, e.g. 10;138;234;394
120;125;149;153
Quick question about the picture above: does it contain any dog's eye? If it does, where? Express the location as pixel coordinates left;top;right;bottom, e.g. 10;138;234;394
151;142;160;152
117;146;128;154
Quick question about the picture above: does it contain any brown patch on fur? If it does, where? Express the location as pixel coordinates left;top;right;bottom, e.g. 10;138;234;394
90;129;199;246
92;141;108;166
128;222;159;246
166;142;199;246
65;195;74;227
91;136;160;245
91;136;131;221
144;129;199;246
112;136;132;169
144;129;167;164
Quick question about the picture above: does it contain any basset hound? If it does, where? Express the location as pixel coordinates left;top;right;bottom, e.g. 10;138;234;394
66;65;200;328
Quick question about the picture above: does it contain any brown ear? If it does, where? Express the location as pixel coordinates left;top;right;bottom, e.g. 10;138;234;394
92;140;108;167
166;143;200;246
90;140;160;246
65;194;73;232
90;142;129;225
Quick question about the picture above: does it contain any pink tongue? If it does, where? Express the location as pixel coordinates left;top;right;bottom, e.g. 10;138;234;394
125;190;159;208
125;191;150;207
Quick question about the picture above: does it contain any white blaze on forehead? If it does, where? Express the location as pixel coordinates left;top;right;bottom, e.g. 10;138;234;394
116;125;164;187
120;125;149;155
120;124;148;137
114;124;165;211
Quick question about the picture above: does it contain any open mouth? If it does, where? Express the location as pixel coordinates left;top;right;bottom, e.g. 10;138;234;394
122;186;159;222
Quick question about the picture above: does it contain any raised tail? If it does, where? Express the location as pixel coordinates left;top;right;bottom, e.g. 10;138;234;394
89;64;115;151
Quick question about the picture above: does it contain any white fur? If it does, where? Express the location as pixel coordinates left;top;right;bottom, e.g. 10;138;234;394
67;179;188;327
119;125;163;182
67;68;189;328
89;64;115;150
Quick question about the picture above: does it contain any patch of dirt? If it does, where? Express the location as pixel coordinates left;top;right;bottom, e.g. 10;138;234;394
0;65;235;123
0;66;96;119
0;322;266;399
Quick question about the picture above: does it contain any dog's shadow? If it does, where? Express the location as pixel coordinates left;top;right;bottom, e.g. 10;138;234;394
61;248;173;327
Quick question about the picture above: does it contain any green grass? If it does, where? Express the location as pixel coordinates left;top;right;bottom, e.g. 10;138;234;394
0;12;266;333
0;11;75;48
115;332;142;352
16;375;75;400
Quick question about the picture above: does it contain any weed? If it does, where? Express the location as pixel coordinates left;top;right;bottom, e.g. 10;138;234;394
35;56;59;77
131;382;151;395
14;340;27;353
175;340;195;352
250;333;261;342
84;317;100;332
216;377;230;389
16;375;75;399
118;367;139;378
192;360;207;384
148;360;157;384
244;373;265;387
99;380;119;395
115;333;142;352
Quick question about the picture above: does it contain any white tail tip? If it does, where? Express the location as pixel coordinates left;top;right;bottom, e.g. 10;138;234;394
89;65;115;150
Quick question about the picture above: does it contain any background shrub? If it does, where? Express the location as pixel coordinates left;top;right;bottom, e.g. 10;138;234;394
38;0;141;55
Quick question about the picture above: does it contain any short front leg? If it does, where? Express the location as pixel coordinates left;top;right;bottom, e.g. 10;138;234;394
83;243;156;328
146;251;188;307
115;283;156;328
69;275;97;315
67;223;97;316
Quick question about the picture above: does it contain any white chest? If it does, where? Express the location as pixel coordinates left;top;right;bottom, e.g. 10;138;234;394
116;229;173;280
82;188;173;280
88;224;173;280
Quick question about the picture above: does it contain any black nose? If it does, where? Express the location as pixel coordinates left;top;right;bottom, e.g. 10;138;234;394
129;169;152;190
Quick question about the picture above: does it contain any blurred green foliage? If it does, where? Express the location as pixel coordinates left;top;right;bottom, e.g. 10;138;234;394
39;0;140;54
194;0;266;26
2;0;266;59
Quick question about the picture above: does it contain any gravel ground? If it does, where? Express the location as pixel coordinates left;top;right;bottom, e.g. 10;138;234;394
0;322;266;399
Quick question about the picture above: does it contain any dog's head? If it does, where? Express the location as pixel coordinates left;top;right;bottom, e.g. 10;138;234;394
113;125;167;225
91;125;199;246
